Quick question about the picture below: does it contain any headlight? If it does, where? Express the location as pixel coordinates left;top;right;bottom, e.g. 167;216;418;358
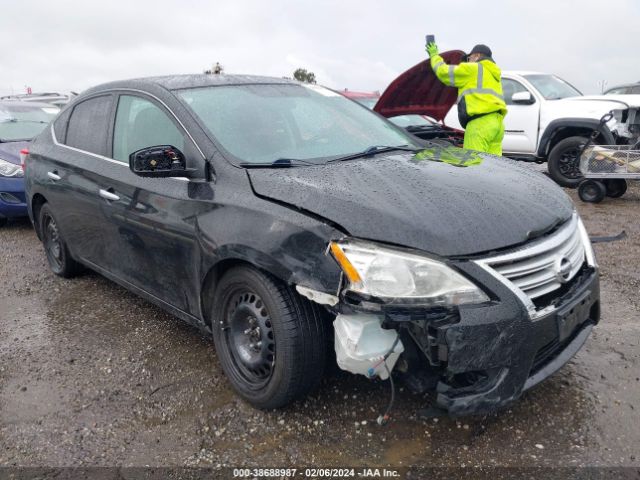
330;240;489;306
0;158;23;177
577;216;597;267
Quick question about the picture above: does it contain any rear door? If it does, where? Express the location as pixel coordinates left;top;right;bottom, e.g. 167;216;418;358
48;94;116;265
501;78;540;154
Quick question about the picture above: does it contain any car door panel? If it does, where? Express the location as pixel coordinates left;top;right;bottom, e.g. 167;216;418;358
502;78;540;154
46;94;115;264
89;93;209;316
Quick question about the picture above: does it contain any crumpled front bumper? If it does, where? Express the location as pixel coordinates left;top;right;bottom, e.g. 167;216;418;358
382;261;600;416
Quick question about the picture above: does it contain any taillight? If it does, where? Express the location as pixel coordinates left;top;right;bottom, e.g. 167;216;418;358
20;148;29;172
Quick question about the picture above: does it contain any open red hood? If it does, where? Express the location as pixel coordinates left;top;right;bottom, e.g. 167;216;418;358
374;50;465;122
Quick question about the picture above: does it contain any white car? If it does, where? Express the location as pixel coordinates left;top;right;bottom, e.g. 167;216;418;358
444;71;640;186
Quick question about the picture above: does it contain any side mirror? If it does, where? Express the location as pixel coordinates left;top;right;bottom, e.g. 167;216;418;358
129;145;191;178
511;91;535;105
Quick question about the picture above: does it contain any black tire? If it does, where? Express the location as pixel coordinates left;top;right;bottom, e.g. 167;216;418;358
578;180;606;203
39;204;82;278
211;266;328;409
604;179;628;198
547;136;589;188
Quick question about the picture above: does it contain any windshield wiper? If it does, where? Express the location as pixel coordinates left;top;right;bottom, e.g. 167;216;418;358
326;145;420;163
239;157;320;168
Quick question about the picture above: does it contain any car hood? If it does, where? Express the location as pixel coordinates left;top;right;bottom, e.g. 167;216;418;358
374;50;466;122
0;140;29;164
247;148;574;257
566;94;640;108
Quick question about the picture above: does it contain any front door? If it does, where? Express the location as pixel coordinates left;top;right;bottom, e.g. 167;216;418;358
92;93;210;316
501;78;540;154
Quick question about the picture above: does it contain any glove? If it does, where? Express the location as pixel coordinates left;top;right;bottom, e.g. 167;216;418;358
426;42;439;58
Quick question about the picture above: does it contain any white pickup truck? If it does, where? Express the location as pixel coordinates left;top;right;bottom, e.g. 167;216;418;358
373;53;640;187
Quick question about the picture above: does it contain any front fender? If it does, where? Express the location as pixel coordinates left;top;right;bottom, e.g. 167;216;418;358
537;118;616;157
193;201;343;321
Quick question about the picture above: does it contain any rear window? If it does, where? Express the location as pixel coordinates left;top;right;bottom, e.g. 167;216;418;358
65;95;112;155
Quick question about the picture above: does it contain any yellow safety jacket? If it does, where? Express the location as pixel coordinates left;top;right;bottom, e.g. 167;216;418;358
430;54;507;127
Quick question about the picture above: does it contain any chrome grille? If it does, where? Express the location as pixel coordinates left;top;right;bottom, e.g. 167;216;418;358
476;215;585;302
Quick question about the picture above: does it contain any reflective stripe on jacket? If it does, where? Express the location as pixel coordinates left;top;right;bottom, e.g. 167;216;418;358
430;54;507;127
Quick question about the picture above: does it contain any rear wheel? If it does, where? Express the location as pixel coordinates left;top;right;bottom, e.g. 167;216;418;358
39;204;82;277
578;180;606;203
604;179;627;198
211;266;328;409
547;136;589;188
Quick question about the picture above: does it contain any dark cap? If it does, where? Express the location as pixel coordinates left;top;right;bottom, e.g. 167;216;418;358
469;44;492;57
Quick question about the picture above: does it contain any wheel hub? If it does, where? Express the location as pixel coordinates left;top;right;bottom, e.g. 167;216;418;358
44;216;63;267
558;148;582;178
226;292;275;381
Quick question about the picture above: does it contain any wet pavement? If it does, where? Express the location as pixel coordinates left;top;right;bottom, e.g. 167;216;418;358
1;183;639;470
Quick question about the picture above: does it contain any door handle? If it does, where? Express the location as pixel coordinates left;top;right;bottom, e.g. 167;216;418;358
99;189;120;201
47;171;61;181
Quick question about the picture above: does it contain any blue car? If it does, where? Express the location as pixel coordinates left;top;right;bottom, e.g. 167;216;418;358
0;100;59;226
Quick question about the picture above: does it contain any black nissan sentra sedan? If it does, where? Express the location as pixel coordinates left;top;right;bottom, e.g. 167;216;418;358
24;74;599;415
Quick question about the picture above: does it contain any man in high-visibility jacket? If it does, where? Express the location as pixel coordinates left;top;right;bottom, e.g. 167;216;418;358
426;42;507;155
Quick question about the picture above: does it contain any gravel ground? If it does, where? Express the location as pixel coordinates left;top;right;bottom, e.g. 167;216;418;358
1;179;639;472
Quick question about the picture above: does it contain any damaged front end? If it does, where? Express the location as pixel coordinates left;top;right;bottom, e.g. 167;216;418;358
302;213;600;416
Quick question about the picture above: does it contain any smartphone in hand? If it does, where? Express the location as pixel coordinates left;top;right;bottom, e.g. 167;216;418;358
426;34;435;44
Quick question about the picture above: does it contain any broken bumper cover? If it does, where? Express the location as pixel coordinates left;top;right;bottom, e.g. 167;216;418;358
385;263;600;416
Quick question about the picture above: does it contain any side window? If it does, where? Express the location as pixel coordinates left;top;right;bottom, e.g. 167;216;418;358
53;108;72;143
502;79;530;105
113;95;185;163
65;95;112;155
606;88;626;95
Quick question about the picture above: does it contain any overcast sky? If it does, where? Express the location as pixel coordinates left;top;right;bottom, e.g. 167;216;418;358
2;0;638;97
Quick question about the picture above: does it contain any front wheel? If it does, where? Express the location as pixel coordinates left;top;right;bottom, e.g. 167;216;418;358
211;266;328;409
547;136;589;188
578;180;606;203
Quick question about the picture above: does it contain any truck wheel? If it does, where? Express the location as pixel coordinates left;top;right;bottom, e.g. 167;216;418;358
211;266;328;409
604;179;627;198
578;180;606;203
548;136;588;188
39;204;83;278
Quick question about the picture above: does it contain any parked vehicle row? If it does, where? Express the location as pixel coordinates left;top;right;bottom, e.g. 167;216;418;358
24;74;600;415
1;91;76;108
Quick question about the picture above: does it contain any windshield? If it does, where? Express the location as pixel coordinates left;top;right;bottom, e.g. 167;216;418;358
179;84;417;164
523;74;582;100
0;104;59;142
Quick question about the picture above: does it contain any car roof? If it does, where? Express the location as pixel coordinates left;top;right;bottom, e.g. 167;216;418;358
605;82;640;91
503;71;547;77
0;99;61;109
84;74;300;96
1;92;70;99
